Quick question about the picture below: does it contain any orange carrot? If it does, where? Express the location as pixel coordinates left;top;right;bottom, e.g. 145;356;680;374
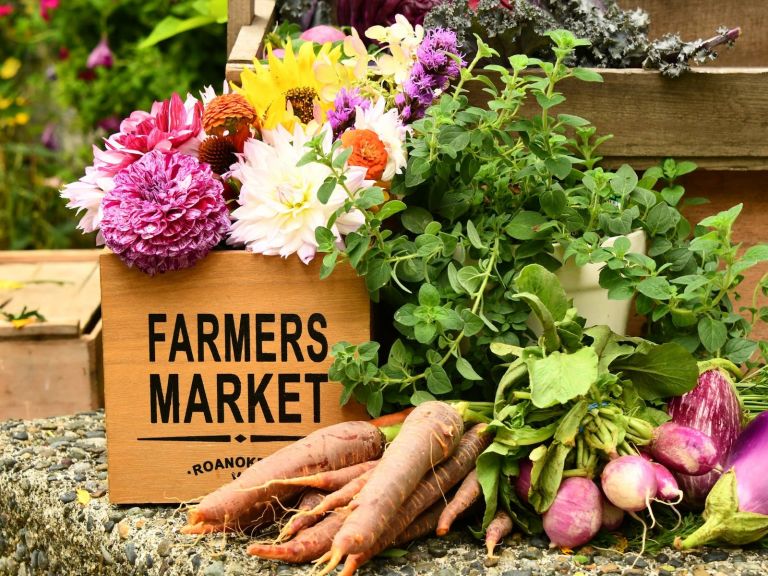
247;507;352;563
368;407;415;428
436;467;481;536
485;510;513;559
182;499;283;535
326;402;464;562
261;459;378;492
339;502;447;576
185;421;384;530
278;467;376;541
279;489;329;540
318;421;489;575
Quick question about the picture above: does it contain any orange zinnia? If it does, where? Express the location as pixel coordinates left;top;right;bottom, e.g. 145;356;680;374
340;129;388;181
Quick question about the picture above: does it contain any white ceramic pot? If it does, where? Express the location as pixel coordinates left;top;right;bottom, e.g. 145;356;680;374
555;229;646;335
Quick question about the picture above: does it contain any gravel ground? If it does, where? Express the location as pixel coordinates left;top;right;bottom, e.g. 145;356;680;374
1;411;767;576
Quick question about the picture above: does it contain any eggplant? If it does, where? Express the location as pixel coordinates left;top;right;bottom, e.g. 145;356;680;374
677;411;768;548
667;365;742;507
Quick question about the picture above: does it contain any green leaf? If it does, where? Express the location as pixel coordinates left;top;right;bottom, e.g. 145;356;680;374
355;187;385;209
401;206;433;234
545;156;572;180
376;200;407;221
418;284;440;307
461;309;485;337
535;92;566;110
698;316;728;354
724;337;757;364
411;390;436;405
365;259;391;292
515;264;569;322
139;14;221;49
661;184;685;206
636;277;674;301
466;220;485;249
611;342;698;400
332;147;353;170
700;204;742;231
557;113;591;127
529;442;571;513
457;266;482;295
572;67;603;82
368;388;383;417
505;211;548;240
527;348;598;408
414;322;437;344
315;226;335;252
476;443;505;529
317;176;337;204
610;165;638;198
426;364;452;394
456;357;483;381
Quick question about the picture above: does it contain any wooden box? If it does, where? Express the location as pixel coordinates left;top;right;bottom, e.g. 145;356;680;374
0;250;103;421
100;251;371;503
224;0;768;170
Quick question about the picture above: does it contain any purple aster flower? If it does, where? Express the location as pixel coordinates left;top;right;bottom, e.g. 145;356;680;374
327;88;371;139
100;150;230;275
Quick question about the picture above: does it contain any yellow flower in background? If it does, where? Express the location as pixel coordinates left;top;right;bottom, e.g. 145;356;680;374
1;57;21;79
14;112;29;125
0;98;11;110
235;40;354;131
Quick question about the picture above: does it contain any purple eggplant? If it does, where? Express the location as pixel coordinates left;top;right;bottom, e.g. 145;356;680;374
668;366;743;507
677;411;768;548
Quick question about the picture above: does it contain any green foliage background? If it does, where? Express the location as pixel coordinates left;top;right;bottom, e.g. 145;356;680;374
0;0;226;249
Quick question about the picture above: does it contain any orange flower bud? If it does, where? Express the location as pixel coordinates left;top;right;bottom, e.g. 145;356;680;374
340;129;388;182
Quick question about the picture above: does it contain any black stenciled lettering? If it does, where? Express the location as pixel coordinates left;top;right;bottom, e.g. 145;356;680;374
278;373;302;423
203;460;213;472
235;456;245;468
197;314;221;362
149;374;180;423
281;314;303;361
217;374;244;423
192;463;203;476
184;373;213;423
224;314;250;362
224;457;234;468
148;314;166;362
248;373;274;423
255;314;276;361
170;315;194;362
304;373;328;423
247;456;256;466
307;313;328;362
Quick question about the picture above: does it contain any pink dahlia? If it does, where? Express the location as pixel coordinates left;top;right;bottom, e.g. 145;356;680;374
100;150;230;275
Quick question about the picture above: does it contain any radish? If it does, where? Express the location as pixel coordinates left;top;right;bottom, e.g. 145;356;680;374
651;462;683;502
600;494;625;531
601;455;658;512
542;477;602;548
514;459;532;503
649;422;718;476
300;25;346;44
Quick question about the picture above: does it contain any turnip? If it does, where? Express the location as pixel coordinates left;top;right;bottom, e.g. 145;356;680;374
600;494;625;531
649;422;718;476
299;25;346;44
651;463;683;502
542;477;602;548
514;459;532;503
601;455;657;512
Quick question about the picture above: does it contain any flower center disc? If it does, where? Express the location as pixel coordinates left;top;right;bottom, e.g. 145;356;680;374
285;87;318;124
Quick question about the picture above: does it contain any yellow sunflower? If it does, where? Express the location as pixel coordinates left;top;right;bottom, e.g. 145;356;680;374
235;40;357;131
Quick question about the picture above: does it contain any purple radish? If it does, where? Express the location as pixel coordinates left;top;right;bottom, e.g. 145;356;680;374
601;455;658;512
542;477;602;548
668;367;742;507
651;462;683;502
515;460;532;504
649;422;718;476
601;494;625;531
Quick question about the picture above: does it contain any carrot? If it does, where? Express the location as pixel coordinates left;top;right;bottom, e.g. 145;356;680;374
258;459;378;493
247;506;352;563
317;421;489;575
185;420;384;530
279;489;329;540
182;499;282;535
367;407;415;428
325;401;464;561
485;510;513;559
339;502;447;576
278;466;376;541
296;489;327;512
436;467;481;536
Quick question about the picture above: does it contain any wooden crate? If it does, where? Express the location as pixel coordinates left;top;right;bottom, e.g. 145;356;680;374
224;0;768;170
100;251;371;503
0;250;103;421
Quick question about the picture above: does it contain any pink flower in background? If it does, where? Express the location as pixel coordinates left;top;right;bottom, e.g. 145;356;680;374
40;0;58;20
87;37;114;69
100;150;230;275
0;4;13;17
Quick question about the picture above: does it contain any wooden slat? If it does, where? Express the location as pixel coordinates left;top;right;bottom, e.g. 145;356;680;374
622;0;768;67
0;259;100;337
0;249;103;264
225;0;276;82
227;0;254;55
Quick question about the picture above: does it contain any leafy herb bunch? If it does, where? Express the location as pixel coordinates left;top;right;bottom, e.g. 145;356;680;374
302;31;762;417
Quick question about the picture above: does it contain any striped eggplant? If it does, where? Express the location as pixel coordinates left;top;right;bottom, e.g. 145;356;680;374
667;365;742;507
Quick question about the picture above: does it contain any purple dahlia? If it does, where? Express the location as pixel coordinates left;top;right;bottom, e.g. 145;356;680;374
101;149;230;275
327;88;371;139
